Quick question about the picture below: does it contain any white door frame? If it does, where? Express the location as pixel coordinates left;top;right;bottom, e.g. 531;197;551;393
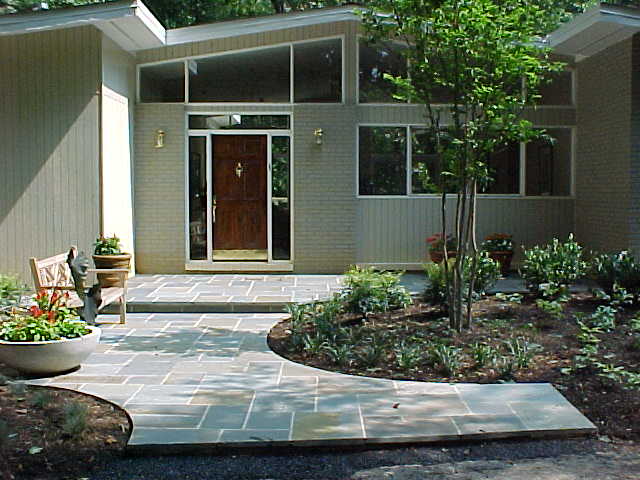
185;128;293;269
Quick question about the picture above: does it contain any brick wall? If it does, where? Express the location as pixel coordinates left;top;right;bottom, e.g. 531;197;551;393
292;105;358;272
133;104;186;273
630;35;640;256
576;38;632;253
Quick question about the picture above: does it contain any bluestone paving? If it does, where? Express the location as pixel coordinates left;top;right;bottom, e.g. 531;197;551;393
28;309;596;451
123;274;344;312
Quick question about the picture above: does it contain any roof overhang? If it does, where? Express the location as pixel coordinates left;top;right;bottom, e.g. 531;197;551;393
166;6;359;46
0;0;165;52
548;3;640;61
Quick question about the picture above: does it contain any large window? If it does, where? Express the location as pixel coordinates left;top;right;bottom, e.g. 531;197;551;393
359;127;407;195
139;62;185;103
294;38;342;103
359;125;572;197
526;128;572;196
189;46;290;103
359;40;407;104
140;38;343;104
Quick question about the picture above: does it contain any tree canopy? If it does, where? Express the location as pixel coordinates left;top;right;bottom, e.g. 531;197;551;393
0;0;601;29
0;0;349;28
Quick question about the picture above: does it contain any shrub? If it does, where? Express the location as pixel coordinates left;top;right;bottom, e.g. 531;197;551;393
590;251;640;296
0;274;28;311
520;234;587;298
338;266;411;315
465;251;501;297
423;261;450;304
423;252;500;304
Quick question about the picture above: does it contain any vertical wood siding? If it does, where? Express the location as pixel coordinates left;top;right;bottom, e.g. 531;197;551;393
0;27;102;282
136;21;357;65
357;198;575;265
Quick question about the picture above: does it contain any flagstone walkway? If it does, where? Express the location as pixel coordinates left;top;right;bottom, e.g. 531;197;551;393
28;312;596;452
125;274;344;312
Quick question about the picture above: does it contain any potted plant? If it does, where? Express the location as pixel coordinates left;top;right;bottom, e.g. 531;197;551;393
0;291;100;375
92;235;131;288
482;233;514;275
427;233;457;263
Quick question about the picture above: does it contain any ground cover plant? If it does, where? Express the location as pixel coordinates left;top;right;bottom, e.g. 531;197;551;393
269;240;640;442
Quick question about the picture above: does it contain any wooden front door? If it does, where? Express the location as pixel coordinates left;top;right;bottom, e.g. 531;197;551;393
212;135;268;260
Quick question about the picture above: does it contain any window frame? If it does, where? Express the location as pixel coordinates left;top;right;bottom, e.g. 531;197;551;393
356;36;576;108
356;123;575;199
137;35;345;106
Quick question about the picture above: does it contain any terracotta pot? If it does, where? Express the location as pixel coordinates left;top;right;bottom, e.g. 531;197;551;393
488;250;513;276
430;251;457;264
92;253;131;287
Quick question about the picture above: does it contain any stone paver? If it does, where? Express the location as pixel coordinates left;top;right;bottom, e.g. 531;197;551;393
124;274;344;312
351;453;640;479
27;312;596;451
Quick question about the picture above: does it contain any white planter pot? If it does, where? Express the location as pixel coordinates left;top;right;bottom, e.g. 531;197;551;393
0;325;101;375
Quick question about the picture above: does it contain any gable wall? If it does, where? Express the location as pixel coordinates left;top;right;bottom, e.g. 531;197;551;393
0;26;102;283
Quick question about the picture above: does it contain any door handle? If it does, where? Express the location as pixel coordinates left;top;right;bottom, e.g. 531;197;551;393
235;162;244;178
212;197;217;223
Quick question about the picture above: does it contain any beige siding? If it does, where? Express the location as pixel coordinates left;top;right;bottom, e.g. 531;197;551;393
357;198;575;266
0;27;102;283
133;104;186;273
576;38;632;252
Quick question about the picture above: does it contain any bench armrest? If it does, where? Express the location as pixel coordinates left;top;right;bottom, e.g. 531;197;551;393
88;269;129;274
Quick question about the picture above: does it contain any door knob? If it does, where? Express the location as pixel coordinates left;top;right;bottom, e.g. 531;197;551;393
235;162;244;178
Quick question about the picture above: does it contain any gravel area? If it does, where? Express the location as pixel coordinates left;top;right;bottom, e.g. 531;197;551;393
64;438;639;480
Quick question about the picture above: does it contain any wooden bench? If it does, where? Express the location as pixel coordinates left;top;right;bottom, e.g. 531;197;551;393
29;247;128;324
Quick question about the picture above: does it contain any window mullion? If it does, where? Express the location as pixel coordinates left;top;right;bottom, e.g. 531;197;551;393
406;126;412;195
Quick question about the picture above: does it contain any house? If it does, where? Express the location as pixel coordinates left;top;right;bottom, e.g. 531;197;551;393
0;1;637;280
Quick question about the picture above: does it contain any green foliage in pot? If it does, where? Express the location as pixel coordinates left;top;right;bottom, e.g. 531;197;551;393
0;291;89;342
338;266;411;315
94;235;123;255
0;274;28;310
520;234;587;298
482;233;514;252
589;251;640;297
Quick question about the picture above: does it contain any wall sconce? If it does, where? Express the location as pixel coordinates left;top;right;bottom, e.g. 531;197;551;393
313;128;324;146
154;129;165;149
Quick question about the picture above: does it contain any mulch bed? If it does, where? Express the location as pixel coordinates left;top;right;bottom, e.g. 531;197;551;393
268;293;640;442
0;367;130;480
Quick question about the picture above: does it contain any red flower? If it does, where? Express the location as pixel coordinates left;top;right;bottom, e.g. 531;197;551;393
29;306;43;318
47;311;55;322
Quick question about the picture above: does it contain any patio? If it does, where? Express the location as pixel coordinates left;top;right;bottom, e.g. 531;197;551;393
125;274;344;312
27;308;596;452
